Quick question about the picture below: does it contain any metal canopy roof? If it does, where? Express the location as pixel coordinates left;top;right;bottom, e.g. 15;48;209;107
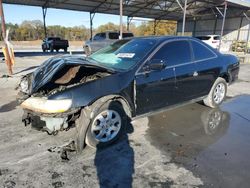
3;0;250;20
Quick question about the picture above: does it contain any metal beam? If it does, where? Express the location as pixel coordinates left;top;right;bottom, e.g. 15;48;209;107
219;2;228;51
213;17;218;34
42;7;47;38
90;12;95;40
176;0;184;10
127;16;133;31
237;16;243;40
119;0;123;39
0;0;13;75
154;19;156;35
182;0;187;36
243;12;250;54
193;19;196;36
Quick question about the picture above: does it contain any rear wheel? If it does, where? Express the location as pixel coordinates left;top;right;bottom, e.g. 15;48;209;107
203;77;227;108
75;101;128;151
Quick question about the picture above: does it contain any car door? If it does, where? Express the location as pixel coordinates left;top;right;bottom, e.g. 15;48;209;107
135;59;176;115
190;40;220;97
156;40;197;103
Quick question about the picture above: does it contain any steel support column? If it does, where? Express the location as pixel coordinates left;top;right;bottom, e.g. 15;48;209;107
213;17;218;34
218;2;227;51
0;0;12;75
154;19;157;35
243;13;250;54
127;16;133;31
119;0;123;39
192;19;196;36
90;12;95;40
182;0;187;36
42;7;47;38
237;17;243;40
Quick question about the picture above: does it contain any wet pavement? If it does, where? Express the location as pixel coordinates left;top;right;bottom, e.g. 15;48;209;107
146;95;250;188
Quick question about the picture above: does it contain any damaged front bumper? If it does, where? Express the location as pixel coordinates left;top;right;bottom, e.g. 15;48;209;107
21;97;80;135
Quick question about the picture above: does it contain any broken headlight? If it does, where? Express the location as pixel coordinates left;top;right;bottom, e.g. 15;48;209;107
21;97;72;113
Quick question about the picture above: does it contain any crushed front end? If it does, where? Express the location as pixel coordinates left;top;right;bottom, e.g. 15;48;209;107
17;55;112;135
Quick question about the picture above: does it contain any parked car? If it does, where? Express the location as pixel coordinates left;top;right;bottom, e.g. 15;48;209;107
18;36;239;152
84;31;134;55
196;35;220;49
42;37;69;52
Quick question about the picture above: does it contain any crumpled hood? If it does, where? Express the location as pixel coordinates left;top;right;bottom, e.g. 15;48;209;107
30;55;107;93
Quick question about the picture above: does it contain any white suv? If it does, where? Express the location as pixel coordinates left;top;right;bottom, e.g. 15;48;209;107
196;35;220;49
84;31;134;55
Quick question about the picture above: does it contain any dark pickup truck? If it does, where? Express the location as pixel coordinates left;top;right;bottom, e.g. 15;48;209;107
42;37;69;52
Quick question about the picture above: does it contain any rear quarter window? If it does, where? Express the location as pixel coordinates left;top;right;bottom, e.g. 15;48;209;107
191;40;216;61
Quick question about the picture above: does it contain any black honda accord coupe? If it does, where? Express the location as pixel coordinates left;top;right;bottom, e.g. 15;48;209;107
18;36;239;151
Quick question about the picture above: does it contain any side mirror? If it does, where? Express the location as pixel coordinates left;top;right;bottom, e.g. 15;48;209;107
148;59;166;71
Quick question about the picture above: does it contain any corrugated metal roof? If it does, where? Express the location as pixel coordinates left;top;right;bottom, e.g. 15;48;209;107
3;0;250;20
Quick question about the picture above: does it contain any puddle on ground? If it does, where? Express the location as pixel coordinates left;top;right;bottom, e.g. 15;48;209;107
146;95;250;188
0;100;18;113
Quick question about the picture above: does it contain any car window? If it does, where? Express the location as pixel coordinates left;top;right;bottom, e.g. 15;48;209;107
123;33;134;38
93;34;100;40
213;36;220;40
89;38;156;71
196;36;211;40
99;33;106;39
191;40;216;61
109;32;119;39
151;40;191;67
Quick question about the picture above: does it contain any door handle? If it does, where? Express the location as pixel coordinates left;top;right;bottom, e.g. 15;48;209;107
193;71;198;77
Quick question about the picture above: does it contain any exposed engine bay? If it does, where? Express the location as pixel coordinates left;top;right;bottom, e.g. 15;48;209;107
36;65;111;96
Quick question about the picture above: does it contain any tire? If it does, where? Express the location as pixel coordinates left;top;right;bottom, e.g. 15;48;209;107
76;100;128;151
64;48;67;52
203;77;227;108
42;48;46;52
201;108;223;135
49;45;54;52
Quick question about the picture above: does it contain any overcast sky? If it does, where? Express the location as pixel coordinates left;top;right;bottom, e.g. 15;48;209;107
4;4;151;28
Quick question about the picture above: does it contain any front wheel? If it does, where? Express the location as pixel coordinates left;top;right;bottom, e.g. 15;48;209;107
203;77;227;108
76;101;127;151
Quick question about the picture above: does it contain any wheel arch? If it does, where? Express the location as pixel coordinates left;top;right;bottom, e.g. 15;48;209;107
219;72;230;83
88;94;133;119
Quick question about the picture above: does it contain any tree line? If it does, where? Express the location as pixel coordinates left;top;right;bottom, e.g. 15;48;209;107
2;20;176;41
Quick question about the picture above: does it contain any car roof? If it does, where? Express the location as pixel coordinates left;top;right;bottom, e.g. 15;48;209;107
127;35;197;43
